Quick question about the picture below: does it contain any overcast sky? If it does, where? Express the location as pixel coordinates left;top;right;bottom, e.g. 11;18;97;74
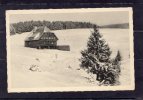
9;11;129;26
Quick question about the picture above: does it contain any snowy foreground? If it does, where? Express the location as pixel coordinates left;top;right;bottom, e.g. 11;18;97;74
9;28;131;89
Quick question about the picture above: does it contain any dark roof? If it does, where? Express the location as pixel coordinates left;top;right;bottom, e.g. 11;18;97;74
25;26;58;41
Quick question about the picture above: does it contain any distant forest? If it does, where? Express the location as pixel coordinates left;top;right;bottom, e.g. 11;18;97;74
99;23;129;29
10;21;129;35
10;21;96;35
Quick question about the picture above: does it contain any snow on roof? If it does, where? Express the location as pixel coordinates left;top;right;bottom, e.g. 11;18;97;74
25;26;58;41
34;32;41;40
44;26;50;32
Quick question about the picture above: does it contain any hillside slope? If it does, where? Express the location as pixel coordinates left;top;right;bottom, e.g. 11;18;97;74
9;28;131;90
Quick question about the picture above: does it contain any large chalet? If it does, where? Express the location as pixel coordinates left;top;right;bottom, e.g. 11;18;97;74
25;26;58;49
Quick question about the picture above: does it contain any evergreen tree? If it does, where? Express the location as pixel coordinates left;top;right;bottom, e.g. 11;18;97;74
115;50;122;62
80;26;122;85
113;50;122;73
80;25;112;75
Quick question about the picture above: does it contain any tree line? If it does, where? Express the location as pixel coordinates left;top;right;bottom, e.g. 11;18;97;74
10;20;96;35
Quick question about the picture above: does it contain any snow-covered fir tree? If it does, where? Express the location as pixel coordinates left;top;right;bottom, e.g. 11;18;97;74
80;26;118;84
80;25;112;70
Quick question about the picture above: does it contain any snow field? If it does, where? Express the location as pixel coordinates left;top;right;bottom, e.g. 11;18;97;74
9;28;131;88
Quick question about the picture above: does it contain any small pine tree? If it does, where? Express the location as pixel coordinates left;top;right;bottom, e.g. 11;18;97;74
115;50;122;62
113;50;122;73
80;25;112;81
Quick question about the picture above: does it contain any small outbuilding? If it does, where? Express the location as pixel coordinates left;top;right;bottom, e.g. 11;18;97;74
25;26;58;49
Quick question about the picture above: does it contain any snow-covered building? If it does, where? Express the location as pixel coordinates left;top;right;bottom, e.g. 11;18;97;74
25;26;58;49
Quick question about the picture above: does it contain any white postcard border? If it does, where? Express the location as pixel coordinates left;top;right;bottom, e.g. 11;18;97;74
6;7;135;93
